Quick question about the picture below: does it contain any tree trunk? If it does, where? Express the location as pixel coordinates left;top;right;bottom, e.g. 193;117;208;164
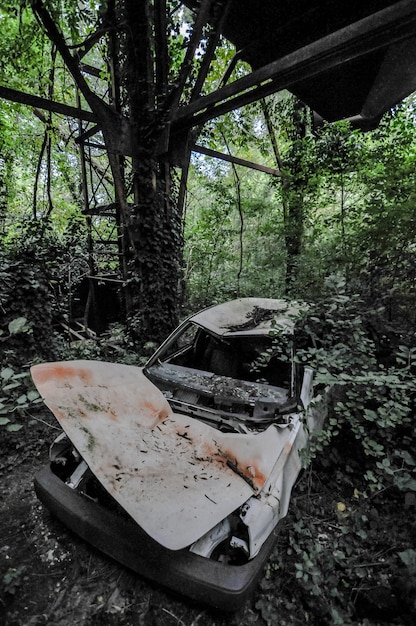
283;99;308;294
114;0;183;345
262;97;308;295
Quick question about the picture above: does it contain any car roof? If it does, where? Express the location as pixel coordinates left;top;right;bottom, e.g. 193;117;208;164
189;298;308;337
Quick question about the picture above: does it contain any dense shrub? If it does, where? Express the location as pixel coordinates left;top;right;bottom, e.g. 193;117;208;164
255;285;416;625
0;238;65;430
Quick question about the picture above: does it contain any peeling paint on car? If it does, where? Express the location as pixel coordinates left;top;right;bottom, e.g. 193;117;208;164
31;360;299;551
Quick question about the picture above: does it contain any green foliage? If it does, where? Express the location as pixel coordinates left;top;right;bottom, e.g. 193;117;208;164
296;283;415;489
187;94;416;307
0;227;70;430
1;258;55;363
2;565;26;596
255;288;416;624
315;121;366;175
261;481;416;625
398;549;416;575
0;364;41;432
0;311;43;431
0;3;45;92
186;139;285;307
254;286;415;624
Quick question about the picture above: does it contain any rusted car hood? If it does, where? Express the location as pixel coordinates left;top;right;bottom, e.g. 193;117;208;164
31;360;295;551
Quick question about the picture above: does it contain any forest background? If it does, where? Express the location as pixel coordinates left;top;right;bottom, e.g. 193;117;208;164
1;2;416;625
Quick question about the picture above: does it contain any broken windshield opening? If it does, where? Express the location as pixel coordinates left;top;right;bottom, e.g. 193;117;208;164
148;323;294;390
143;321;300;430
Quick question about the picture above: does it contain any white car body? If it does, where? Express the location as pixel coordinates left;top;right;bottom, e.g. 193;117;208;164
31;298;328;606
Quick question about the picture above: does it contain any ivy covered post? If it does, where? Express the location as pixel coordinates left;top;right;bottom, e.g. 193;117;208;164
114;0;185;344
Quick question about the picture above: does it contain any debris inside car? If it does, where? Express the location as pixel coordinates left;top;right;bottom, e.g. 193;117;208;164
31;298;329;610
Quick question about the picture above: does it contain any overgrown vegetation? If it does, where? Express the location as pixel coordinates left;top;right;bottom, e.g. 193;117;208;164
270;286;416;624
2;100;416;623
1;3;416;623
0;244;59;431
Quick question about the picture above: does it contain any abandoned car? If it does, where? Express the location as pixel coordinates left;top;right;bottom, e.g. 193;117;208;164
31;298;328;610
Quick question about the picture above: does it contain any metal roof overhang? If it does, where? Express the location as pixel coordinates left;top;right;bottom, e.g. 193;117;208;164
178;0;416;131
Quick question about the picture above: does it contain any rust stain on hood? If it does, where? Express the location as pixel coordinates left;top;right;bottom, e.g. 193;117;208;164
31;360;292;551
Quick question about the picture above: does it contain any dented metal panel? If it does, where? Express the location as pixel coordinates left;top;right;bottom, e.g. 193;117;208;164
31;360;294;551
189;297;308;336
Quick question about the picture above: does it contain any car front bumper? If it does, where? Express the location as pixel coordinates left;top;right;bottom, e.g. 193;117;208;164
34;464;279;611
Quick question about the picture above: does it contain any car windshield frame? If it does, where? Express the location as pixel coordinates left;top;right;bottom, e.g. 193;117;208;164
144;319;302;430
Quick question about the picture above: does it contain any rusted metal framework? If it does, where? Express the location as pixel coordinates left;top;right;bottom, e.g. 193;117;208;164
0;0;415;329
70;51;129;330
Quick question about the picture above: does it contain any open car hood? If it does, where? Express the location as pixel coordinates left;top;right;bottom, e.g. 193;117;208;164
31;360;294;551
